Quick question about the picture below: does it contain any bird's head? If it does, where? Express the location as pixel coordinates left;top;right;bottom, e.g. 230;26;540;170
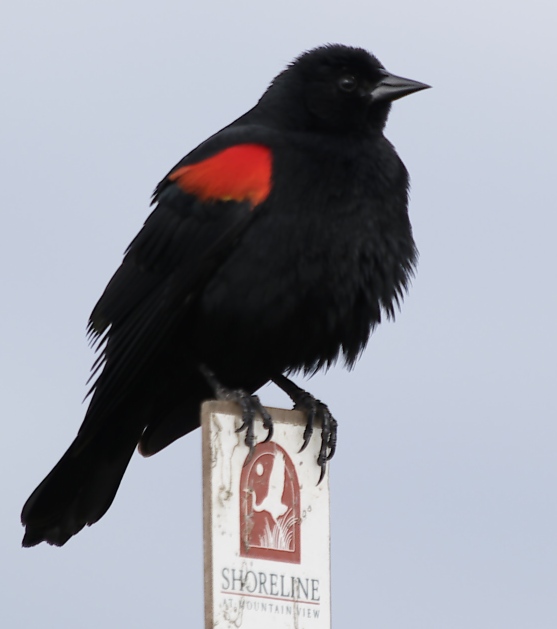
258;44;429;134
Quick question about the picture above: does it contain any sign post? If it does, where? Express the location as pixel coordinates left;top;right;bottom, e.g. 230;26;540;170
202;400;331;628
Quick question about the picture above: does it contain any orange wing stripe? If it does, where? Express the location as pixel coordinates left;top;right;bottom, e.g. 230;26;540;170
169;144;272;207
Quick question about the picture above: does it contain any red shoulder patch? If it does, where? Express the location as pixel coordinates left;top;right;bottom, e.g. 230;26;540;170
169;144;272;207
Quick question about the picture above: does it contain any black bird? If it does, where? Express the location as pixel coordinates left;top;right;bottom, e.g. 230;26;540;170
21;44;428;547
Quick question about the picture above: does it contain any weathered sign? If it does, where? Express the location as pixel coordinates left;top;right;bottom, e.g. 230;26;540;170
202;400;331;628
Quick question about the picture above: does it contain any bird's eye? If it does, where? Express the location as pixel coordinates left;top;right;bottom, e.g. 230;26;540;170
338;75;357;93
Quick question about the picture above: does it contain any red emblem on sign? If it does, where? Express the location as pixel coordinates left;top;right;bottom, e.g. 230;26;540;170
239;442;301;564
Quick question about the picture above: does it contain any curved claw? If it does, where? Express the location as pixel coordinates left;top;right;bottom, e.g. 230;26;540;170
235;417;249;433
326;417;338;461
234;393;274;458
317;459;327;485
259;403;274;443
298;415;314;453
293;392;317;453
315;403;337;483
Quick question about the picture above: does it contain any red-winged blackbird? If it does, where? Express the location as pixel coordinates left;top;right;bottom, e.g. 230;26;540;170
21;44;428;547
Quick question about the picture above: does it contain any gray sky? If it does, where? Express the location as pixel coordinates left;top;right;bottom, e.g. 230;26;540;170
2;0;556;627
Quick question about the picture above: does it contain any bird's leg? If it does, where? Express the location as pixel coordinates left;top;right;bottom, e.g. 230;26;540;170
199;365;273;458
272;374;337;484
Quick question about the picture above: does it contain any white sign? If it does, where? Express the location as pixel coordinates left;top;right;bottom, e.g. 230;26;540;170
202;400;331;629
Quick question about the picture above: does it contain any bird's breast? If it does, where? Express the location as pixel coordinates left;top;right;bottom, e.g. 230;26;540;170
193;136;414;376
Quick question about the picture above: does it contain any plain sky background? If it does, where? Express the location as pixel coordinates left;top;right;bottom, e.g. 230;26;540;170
2;1;556;627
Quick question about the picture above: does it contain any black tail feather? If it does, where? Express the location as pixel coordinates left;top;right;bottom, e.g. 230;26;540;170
21;429;140;547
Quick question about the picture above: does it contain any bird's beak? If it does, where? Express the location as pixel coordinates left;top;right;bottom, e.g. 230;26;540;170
370;72;430;103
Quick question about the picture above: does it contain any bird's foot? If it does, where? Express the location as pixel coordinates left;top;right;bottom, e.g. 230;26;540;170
200;365;273;459
272;374;337;484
